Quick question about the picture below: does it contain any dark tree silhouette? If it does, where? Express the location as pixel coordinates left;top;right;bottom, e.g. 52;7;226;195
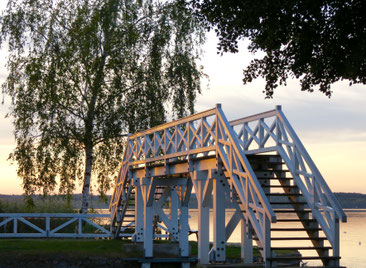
189;0;366;97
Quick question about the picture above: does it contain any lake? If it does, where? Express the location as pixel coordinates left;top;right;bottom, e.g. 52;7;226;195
187;209;366;267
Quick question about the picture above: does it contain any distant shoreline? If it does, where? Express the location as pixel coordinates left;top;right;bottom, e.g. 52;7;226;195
1;192;366;210
344;208;366;212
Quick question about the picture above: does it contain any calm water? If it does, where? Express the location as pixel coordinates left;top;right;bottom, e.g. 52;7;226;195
188;209;366;268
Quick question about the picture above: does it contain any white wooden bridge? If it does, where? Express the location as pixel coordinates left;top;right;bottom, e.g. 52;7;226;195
0;105;346;267
110;104;346;267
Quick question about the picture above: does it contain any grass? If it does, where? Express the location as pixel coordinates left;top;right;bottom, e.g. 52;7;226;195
0;239;263;259
0;196;75;214
0;239;139;258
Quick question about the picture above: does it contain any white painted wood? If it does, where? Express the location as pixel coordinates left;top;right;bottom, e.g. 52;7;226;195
142;179;154;258
179;206;189;257
213;177;226;262
195;172;210;265
225;210;241;242
109;104;345;266
241;218;253;264
170;186;179;238
134;180;144;242
0;213;111;238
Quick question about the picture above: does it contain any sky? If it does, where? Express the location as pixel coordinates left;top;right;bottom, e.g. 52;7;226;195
0;10;365;195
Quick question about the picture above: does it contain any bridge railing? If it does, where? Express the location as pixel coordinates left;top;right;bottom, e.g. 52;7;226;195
230;105;346;252
109;105;275;254
0;213;110;238
216;105;275;259
110;142;132;224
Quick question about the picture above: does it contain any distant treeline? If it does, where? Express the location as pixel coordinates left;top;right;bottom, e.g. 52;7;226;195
187;192;366;209
334;192;366;209
1;192;366;210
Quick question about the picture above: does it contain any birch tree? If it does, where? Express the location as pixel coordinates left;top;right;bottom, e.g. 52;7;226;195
0;0;205;213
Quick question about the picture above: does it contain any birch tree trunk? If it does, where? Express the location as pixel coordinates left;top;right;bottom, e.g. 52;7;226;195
81;143;93;214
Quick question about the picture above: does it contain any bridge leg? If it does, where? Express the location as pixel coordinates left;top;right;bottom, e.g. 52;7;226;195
213;176;226;262
263;215;272;268
142;177;155;258
180;205;190;268
170;186;179;240
332;218;340;266
143;203;153;257
179;205;189;255
241;218;253;264
194;171;210;265
134;179;144;242
180;178;192;265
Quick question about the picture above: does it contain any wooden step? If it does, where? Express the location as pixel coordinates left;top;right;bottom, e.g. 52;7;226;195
269;237;327;241
255;169;290;172
270;201;307;205
271;246;332;251
262;185;298;189
258;177;293;180
267;255;340;261
282;266;345;268
276;218;317;223
271;227;322;231
273;209;311;213
122;219;135;223
267;193;302;197
249;161;286;165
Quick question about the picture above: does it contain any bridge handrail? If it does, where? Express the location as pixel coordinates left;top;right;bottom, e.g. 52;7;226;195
229;106;346;250
109;138;131;220
276;109;346;222
109;105;276;250
0;213;110;217
216;105;276;222
129;108;217;139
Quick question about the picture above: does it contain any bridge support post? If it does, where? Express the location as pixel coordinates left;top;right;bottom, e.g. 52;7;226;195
263;215;271;268
332;217;340;266
241;218;253;263
142;177;155;258
170;186;179;240
193;170;210;265
179;178;192;259
134;179;144;242
213;174;226;262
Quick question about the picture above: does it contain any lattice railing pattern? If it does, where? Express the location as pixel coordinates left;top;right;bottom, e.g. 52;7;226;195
230;106;346;250
0;213;110;238
110;104;346;258
216;107;275;255
110;141;132;224
110;105;275;253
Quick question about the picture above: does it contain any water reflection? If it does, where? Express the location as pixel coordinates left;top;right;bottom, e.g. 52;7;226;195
188;209;366;267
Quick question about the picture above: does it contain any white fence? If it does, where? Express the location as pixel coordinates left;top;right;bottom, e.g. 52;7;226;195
0;213;111;238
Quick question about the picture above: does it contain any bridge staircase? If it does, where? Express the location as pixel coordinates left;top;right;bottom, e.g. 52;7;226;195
109;104;346;267
111;174;136;239
248;154;341;267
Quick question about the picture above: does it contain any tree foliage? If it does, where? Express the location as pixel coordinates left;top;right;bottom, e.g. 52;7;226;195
189;0;366;97
0;0;205;211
